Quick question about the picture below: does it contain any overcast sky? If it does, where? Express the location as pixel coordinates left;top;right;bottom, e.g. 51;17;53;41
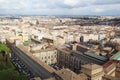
0;0;120;15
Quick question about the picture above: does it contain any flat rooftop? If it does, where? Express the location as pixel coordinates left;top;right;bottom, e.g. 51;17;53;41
84;52;108;62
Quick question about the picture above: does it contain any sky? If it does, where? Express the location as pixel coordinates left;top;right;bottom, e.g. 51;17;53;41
0;0;120;15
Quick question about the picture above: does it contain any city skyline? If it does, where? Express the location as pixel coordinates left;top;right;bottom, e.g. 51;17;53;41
0;10;120;79
0;0;120;15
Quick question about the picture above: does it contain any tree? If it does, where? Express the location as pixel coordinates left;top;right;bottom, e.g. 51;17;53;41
0;43;10;53
0;43;10;65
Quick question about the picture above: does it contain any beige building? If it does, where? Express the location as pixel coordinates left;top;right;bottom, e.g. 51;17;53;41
17;33;30;42
32;48;57;65
103;60;119;77
54;36;65;47
102;61;120;80
55;68;87;80
81;63;104;80
102;75;120;80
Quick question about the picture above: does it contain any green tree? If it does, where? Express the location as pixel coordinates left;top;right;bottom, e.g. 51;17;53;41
0;43;10;65
0;43;10;53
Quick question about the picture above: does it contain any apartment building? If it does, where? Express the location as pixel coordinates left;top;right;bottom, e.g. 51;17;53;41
32;48;57;65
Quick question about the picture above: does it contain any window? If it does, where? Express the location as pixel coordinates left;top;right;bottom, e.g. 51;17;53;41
45;56;47;59
55;52;57;54
45;61;47;63
55;55;57;58
48;56;50;59
51;59;53;61
51;56;53;58
62;72;64;74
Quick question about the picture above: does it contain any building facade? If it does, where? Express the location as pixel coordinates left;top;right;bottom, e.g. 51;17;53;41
57;48;81;73
32;49;57;65
81;63;104;80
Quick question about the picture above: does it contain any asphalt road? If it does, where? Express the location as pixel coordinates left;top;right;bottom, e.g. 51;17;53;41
12;45;53;79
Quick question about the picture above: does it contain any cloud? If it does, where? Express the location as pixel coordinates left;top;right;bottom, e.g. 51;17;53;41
64;0;79;7
0;0;120;15
94;8;104;13
94;0;120;5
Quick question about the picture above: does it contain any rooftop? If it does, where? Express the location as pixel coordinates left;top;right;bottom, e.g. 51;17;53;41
113;52;120;60
103;60;119;69
30;46;55;53
55;68;87;80
111;52;120;60
73;50;107;64
84;52;108;62
57;48;72;55
81;63;102;70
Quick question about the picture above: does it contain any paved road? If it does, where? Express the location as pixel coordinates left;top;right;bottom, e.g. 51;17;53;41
12;45;53;79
